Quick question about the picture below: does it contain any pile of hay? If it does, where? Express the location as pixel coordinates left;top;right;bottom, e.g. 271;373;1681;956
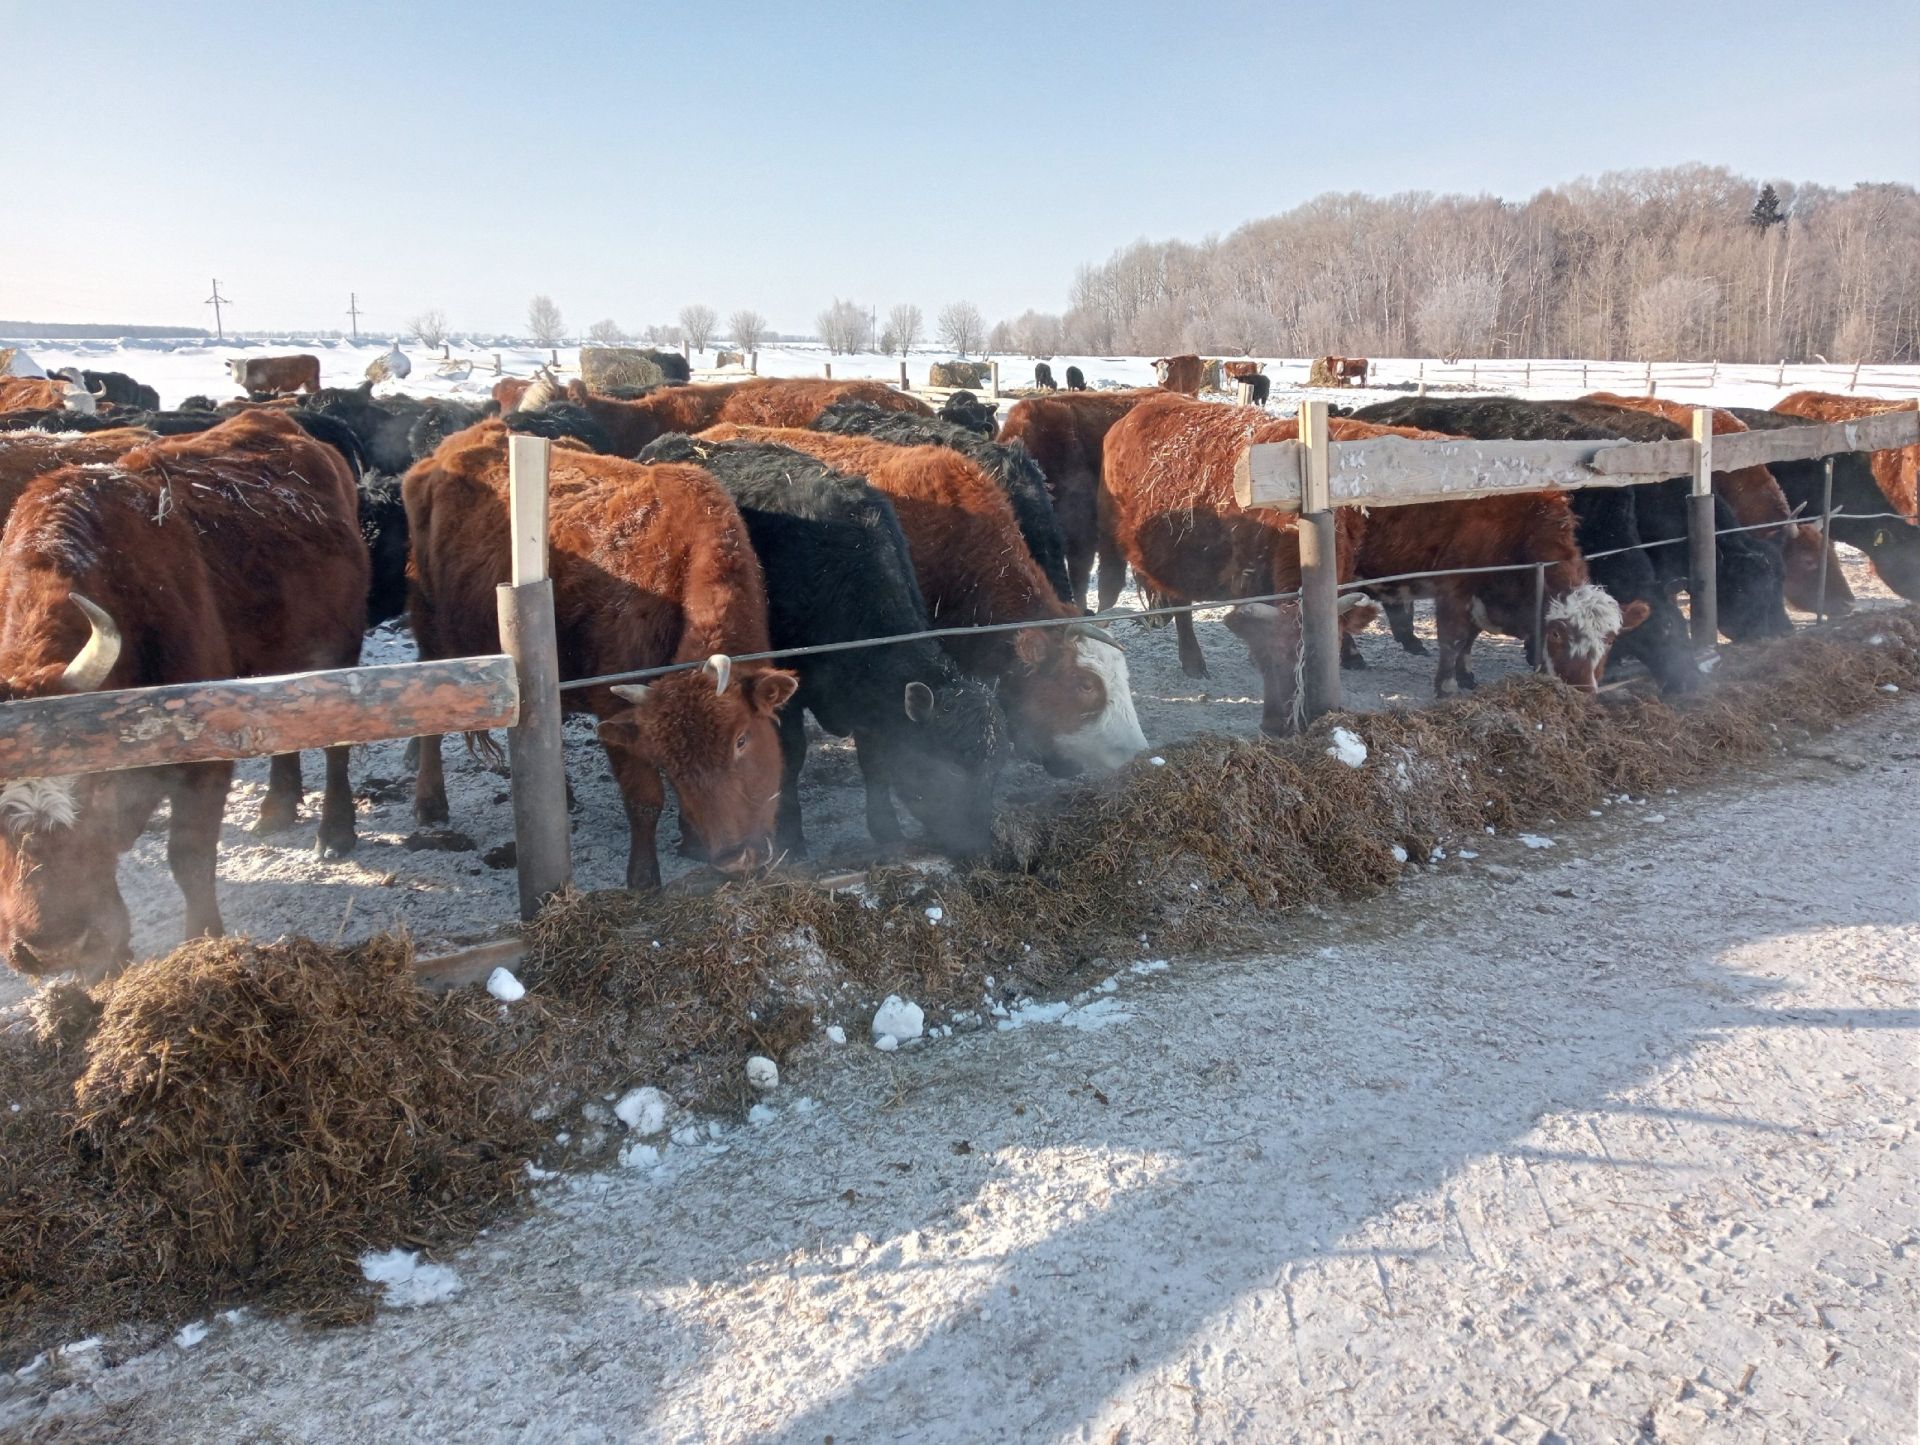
929;360;990;388
580;346;667;391
2;935;550;1363
1;611;1912;1363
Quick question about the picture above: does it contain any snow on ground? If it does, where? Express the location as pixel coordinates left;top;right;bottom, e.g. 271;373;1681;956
6;699;1914;1443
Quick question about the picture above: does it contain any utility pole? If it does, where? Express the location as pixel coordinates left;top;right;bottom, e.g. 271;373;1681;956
346;292;362;340
205;278;230;340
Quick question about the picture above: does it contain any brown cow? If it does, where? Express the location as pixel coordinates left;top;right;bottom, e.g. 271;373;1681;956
0;377;72;414
1153;355;1204;396
998;388;1164;607
1775;391;1919;520
404;421;798;887
516;376;931;457
1352;493;1648;696
1584;392;1852;616
1102;394;1389;734
0;429;155;517
0;410;368;977
1222;361;1265;381
492;373;550;411
698;424;1148;776
227;354;322;397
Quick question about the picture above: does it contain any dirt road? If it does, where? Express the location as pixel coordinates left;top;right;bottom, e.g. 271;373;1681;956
8;702;1917;1444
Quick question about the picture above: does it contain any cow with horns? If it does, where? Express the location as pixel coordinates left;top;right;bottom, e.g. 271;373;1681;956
0;411;369;977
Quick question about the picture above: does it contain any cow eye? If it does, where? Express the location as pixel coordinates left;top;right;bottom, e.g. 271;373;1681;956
735;732;749;754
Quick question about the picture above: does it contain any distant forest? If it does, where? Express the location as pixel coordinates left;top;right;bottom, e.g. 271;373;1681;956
0;323;210;339
1026;165;1920;365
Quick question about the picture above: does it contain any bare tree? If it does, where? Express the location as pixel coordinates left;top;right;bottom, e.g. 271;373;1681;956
1008;309;1065;357
679;304;718;352
817;298;872;354
886;302;923;355
938;301;986;357
1414;274;1499;361
409;308;449;348
728;309;769;352
586;318;628;345
527;295;566;347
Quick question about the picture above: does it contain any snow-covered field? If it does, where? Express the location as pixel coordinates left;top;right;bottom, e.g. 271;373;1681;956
6;699;1915;1442
0;342;1911;975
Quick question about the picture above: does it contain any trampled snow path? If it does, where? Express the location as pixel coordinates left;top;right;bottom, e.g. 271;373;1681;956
6;706;1916;1443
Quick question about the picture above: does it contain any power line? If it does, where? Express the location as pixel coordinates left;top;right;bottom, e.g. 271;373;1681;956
204;279;231;339
346;292;362;340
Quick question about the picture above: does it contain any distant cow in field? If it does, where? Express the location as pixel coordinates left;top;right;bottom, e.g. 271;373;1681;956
1583;392;1851;617
698;423;1148;777
1237;374;1272;405
0;411;368;977
517;376;931;457
1153;355;1204;396
72;369;160;410
998;389;1165;607
1065;366;1087;391
638;433;1009;857
814;401;1073;602
228;354;321;397
1033;362;1058;390
1223;361;1264;382
404;421;798;887
1775;391;1919;521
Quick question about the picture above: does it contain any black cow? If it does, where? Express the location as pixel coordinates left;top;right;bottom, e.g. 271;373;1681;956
1728;406;1920;600
303;382;421;476
813;400;1075;604
1239;374;1272;405
937;390;999;438
1065;366;1087;391
500;404;615;455
407;399;497;461
78;369;160;411
1034;362;1058;390
642;348;692;383
1354;396;1705;693
637;433;1009;856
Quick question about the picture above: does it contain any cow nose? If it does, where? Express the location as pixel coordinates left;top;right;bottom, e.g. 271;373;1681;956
9;940;48;975
710;842;767;876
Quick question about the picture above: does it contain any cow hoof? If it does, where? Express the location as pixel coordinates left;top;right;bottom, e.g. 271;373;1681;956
413;801;449;827
1340;649;1368;672
254;800;299;834
1400;640;1429;657
1458;673;1479;691
316;832;358;861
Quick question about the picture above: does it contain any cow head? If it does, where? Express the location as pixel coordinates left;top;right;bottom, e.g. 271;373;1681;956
1000;622;1146;777
875;676;1008;854
1715;537;1793;642
0;595;135;977
1540;583;1649;693
600;657;798;873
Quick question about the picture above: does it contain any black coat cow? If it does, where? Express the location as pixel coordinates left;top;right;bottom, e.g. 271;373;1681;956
813;400;1075;604
638;434;1008;856
1065;366;1087;391
1034;362;1058;390
937;390;999;438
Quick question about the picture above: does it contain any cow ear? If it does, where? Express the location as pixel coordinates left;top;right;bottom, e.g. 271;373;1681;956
1012;628;1049;667
903;681;934;721
1619;600;1651;632
745;668;799;715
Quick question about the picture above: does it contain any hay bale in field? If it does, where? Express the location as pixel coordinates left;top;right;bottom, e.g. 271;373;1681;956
1198;358;1225;392
1309;355;1370;387
580;346;668;391
715;349;745;369
929;360;990;389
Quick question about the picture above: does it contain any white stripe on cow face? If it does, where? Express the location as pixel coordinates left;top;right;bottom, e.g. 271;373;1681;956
1548;583;1625;663
0;777;79;834
1051;636;1148;774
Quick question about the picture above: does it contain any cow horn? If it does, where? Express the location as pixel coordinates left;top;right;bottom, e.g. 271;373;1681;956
705;654;732;694
611;683;652;706
59;593;121;692
1335;592;1371;614
1066;620;1123;651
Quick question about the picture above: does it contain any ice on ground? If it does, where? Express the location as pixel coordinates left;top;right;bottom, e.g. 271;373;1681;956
745;1056;779;1091
615;1086;669;1136
1327;728;1368;768
997;999;1072;1031
1148;756;1166;767
618;1142;660;1170
173;1321;209;1349
1391;844;1409;863
1131;959;1170;975
824;1025;847;1045
874;1035;899;1052
924;906;944;924
748;1103;777;1125
485;967;525;1002
1519;834;1556;849
1059;998;1135;1032
872;995;924;1043
359;1249;462;1308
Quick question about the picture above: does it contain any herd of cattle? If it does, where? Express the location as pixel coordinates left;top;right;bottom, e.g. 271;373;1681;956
0;354;1915;976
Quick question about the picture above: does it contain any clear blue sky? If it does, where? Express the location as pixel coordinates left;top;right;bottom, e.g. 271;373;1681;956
3;0;1914;334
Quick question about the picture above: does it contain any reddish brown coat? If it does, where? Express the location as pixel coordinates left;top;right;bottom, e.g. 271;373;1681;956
0;377;69;413
1153;355;1204;395
0;429;154;520
1222;361;1264;381
560;377;931;457
997;388;1163;606
697;423;1146;775
0;410;368;975
403;421;797;886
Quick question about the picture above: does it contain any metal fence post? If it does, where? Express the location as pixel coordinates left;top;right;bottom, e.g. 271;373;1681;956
498;435;572;919
1532;562;1549;673
1296;399;1342;723
1817;456;1834;622
1688;407;1718;650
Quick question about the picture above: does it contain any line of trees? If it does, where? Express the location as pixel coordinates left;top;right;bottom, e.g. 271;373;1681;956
1046;165;1920;363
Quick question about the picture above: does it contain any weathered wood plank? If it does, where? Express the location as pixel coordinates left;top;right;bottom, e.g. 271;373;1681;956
0;657;517;779
415;937;525;992
1239;435;1686;511
1710;410;1920;472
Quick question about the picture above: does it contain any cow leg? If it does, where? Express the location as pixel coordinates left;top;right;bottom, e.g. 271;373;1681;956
1339;631;1368;670
1174;611;1210;678
314;745;357;858
168;762;232;940
602;750;666;890
255;752;303;833
1384;598;1427;655
1432;594;1480;696
853;731;905;851
774;706;811;859
413;734;450;825
1095;529;1128;613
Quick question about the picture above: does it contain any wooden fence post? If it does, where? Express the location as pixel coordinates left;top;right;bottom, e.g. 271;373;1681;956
1645;360;1656;395
1582;362;1589;388
989;361;1001;399
492;352;502;375
1416;360;1425;396
498;435;571;920
1688;407;1718;650
823;361;833;380
749;350;758;375
899;360;909;390
1777;359;1786;387
1849;360;1861;392
1235;379;1256;407
1295;399;1341;725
